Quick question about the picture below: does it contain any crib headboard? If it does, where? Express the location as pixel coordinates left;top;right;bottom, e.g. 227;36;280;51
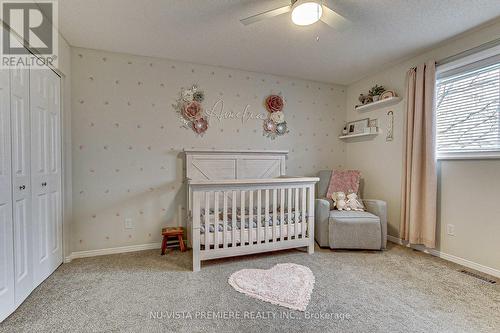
184;149;288;181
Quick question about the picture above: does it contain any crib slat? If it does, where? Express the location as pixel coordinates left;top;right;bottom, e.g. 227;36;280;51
223;191;228;248
205;191;211;250
232;191;237;247
302;187;307;239
249;190;254;246
272;189;277;243
304;187;308;239
214;191;219;249
295;187;299;239
307;185;315;254
287;188;292;240
265;189;269;243
305;186;310;239
192;191;201;271
257;190;262;244
241;190;245;247
280;188;285;241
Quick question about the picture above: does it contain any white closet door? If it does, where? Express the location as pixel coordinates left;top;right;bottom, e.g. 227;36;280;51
10;67;33;305
31;68;62;285
46;71;62;273
0;70;15;321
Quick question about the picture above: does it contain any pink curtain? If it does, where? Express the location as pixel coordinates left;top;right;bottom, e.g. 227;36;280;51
400;61;437;248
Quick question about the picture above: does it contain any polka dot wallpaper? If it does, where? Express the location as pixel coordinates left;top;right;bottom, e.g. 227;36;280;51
72;47;346;252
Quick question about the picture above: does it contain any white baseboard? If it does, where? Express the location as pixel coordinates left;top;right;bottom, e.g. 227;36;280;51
65;237;499;279
387;235;500;278
64;242;162;263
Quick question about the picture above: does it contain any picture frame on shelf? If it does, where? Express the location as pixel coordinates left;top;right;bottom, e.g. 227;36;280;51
380;90;397;100
368;119;378;128
346;118;369;135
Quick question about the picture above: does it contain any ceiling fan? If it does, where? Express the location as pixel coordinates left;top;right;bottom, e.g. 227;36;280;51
240;0;350;30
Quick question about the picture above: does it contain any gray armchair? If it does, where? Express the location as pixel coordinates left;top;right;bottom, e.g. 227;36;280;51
315;170;387;250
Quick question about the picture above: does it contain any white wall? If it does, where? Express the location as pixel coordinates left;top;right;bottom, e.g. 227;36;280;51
71;47;346;252
345;20;500;271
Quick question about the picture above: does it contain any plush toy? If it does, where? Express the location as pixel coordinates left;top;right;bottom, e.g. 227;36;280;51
358;93;372;105
346;193;364;211
333;192;347;211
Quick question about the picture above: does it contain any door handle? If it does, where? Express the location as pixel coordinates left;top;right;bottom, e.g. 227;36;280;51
19;185;26;190
42;182;47;187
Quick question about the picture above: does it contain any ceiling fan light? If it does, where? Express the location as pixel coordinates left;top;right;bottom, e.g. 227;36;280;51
291;2;322;26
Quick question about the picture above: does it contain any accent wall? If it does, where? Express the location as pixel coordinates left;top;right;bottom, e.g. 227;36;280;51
71;48;347;252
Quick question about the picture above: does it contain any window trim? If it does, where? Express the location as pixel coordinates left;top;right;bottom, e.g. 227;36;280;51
437;151;500;161
435;44;500;160
436;44;500;76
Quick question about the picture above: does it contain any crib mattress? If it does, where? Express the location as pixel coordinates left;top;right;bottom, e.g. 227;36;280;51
199;211;304;232
199;221;306;246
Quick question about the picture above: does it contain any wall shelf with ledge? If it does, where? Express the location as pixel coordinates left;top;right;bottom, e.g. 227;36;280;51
339;131;379;140
355;96;402;112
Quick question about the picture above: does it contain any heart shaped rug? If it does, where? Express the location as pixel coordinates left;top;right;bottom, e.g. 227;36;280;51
228;263;315;311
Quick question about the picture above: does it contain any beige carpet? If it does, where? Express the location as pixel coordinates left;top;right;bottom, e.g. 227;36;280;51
1;243;498;332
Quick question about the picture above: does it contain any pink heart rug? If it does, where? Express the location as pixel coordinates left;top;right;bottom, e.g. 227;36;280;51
228;263;315;311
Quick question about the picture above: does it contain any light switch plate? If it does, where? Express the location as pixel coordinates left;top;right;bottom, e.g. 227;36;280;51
446;224;455;236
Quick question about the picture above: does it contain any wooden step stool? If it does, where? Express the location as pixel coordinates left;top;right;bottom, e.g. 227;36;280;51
161;227;186;255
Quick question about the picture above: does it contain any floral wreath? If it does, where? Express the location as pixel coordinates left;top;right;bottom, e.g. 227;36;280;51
173;84;209;135
263;94;289;139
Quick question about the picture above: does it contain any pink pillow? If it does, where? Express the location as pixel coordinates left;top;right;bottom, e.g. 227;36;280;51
326;170;361;200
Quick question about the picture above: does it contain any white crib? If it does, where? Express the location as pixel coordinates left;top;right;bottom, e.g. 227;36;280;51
185;149;318;271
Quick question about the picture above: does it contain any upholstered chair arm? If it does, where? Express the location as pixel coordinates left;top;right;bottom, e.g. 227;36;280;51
315;198;331;247
363;199;387;249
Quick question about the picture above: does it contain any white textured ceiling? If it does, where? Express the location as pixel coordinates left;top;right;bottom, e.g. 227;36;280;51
58;0;500;84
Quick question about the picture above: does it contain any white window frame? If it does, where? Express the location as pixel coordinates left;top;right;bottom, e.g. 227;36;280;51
436;44;500;160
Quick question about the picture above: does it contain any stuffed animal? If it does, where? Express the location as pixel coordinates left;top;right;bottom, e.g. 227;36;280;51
346;193;364;211
358;93;372;105
333;192;347;211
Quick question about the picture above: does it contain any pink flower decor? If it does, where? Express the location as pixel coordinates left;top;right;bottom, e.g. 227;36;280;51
174;85;209;135
265;95;284;113
192;117;208;134
183;101;203;120
262;94;289;139
263;119;277;133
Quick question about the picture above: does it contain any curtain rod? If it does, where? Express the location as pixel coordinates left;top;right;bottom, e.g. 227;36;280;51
436;38;500;66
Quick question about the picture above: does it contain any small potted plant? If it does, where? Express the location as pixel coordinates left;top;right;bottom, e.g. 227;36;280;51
369;85;385;102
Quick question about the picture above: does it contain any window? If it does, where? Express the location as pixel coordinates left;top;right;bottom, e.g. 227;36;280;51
436;51;500;159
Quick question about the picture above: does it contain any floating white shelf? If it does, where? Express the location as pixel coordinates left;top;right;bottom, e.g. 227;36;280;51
339;131;379;140
355;96;402;112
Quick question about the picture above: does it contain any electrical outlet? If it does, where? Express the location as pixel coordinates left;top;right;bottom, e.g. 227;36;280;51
446;224;455;236
124;218;134;229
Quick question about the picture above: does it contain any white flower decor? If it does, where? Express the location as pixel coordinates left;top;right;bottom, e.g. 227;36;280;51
270;111;285;123
182;90;194;102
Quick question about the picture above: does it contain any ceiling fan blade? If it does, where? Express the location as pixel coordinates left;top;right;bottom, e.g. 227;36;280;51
320;5;350;30
240;5;292;26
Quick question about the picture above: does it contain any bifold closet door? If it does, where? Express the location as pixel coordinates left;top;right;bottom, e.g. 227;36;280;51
0;70;15;321
30;68;62;285
10;66;34;306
